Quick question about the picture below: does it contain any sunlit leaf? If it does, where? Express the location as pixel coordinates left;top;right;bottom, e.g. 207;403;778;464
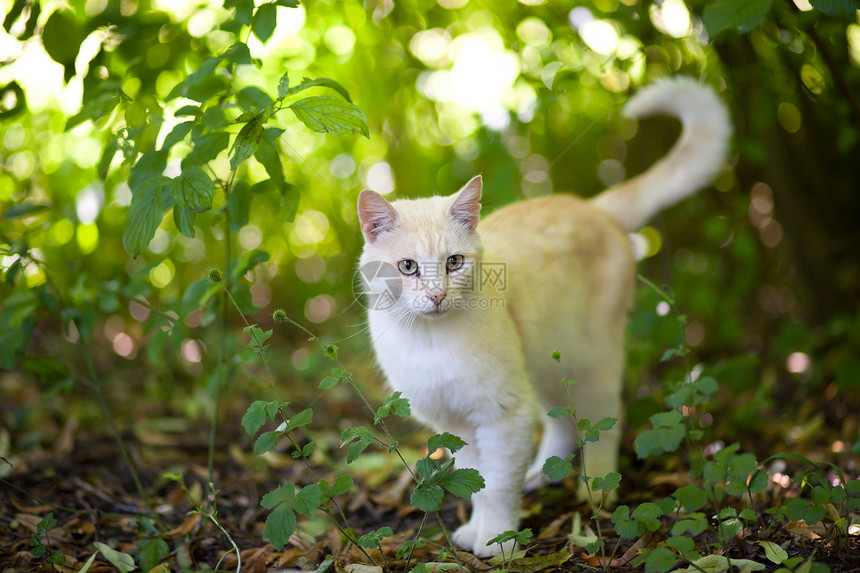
171;167;213;213
123;177;168;257
290;96;369;138
230;115;264;171
252;3;277;44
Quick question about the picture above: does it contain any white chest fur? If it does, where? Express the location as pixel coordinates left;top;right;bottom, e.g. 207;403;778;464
367;307;533;429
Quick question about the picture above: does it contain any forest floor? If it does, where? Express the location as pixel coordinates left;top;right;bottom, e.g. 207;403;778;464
2;392;858;573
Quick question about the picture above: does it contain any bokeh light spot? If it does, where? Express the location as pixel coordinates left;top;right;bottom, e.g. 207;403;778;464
112;332;136;359
786;352;811;374
149;259;175;289
304;294;336;323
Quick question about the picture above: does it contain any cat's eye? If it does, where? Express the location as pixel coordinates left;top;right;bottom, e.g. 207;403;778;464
446;255;464;272
398;259;419;275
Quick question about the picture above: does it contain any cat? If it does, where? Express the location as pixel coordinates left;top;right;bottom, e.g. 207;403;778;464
356;77;731;557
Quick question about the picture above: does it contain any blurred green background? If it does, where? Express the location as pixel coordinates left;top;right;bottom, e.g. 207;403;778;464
1;0;858;466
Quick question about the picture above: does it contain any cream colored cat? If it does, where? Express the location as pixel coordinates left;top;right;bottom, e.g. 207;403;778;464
357;77;731;557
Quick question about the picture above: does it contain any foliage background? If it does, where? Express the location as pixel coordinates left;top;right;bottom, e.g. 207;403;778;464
0;0;858;567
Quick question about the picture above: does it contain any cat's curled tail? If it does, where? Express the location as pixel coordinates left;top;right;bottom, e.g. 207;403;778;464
590;77;732;232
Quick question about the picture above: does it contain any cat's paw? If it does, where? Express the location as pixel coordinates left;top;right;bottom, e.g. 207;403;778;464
452;523;478;550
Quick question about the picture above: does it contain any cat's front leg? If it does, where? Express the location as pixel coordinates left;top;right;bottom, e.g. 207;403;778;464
463;418;536;557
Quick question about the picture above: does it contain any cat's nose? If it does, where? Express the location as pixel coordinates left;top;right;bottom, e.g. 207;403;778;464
428;291;447;306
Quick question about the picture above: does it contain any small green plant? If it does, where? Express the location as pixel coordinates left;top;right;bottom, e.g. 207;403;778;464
486;528;533;567
625;277;855;572
29;513;65;566
540;351;621;565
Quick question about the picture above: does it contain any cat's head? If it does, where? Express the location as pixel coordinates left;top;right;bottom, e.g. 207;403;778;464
357;175;485;319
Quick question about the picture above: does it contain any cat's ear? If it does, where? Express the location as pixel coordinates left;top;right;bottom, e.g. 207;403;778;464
358;190;400;242
448;175;482;231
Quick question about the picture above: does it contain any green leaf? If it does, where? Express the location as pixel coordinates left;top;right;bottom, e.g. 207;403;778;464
439;468;485;498
252;3;277;43
321;474;354;497
128;150;167;191
666;536;697;561
173;205;196;238
263;503;296;550
42;10;84;66
222;41;252;66
645;547;677;573
673;484;708;512
3;0;26;34
427;432;467;455
547;406;571;419
809;0;860;13
135;538;169;572
232;249;271;283
161;121;193;151
230;115;265;171
225;0;253;25
411;484;444;512
182;131;230;168
592;472;621;492
48;550;66;566
288;408;313;430
757;541;788;564
651;410;683;427
171;167;213;213
702;0;774;37
376;391;411;421
282;77;354;102
123;177;168;257
635;426;685;458
36;513;57;534
237;86;273;113
290;96;369;138
242;400;269;437
261;482;296;509
294;484;322;516
280;188;300;222
542;455;572;481
93;542;135;573
611;506;643;539
244;324;273;353
278;72;290;98
358;526;393;549
632;502;663;530
671;513;708;536
341;426;375;463
254;430;281;455
319;367;348;389
255;137;285;187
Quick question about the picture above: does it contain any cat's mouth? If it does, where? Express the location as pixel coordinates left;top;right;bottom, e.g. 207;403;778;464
421;305;449;317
